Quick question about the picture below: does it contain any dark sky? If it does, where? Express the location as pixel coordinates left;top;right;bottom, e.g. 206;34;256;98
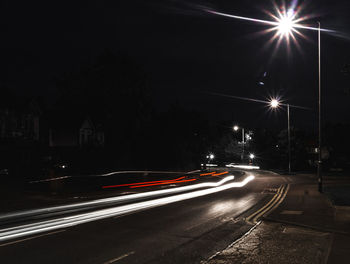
1;0;350;130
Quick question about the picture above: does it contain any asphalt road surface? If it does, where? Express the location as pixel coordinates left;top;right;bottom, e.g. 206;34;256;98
0;169;288;264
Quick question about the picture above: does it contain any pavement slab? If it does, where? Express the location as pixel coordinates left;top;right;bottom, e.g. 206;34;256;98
205;222;332;264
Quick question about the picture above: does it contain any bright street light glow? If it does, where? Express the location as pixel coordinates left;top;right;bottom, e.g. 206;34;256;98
205;9;332;32
209;154;215;160
204;6;333;56
233;125;239;131
270;99;280;108
249;153;255;159
277;12;295;37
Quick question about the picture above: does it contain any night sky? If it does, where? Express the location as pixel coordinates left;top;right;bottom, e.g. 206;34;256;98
2;0;350;131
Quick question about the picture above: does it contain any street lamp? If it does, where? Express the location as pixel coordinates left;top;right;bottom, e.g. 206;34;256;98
249;153;255;165
233;125;245;163
270;99;279;108
206;154;215;162
207;5;325;191
270;99;291;174
275;18;323;191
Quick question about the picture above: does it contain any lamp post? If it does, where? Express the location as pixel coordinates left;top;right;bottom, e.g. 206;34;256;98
317;22;323;192
206;154;215;171
276;20;323;189
270;99;291;174
207;6;325;190
233;125;245;163
249;153;255;164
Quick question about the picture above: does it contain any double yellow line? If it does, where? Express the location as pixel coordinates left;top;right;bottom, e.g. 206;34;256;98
246;184;290;224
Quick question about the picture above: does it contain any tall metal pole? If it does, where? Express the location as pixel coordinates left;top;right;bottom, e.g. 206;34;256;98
242;128;245;163
317;22;323;193
287;104;291;174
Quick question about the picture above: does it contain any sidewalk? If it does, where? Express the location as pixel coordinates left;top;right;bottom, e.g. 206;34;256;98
204;175;350;264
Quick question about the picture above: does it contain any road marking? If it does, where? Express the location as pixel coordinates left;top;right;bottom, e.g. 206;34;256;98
103;251;135;264
280;210;303;215
246;185;283;223
255;184;290;222
0;229;66;247
252;184;289;223
246;184;290;224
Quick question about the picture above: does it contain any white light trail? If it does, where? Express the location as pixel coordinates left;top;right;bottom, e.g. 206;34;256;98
29;176;71;184
0;175;255;243
0;176;234;223
205;164;218;167
226;164;260;170
97;170;186;177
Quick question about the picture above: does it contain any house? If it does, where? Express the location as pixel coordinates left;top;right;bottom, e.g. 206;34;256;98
49;115;104;148
0;98;42;142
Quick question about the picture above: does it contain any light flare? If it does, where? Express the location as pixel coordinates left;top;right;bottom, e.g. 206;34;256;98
204;2;333;56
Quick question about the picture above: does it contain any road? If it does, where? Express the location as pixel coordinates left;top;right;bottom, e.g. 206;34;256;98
0;169;289;264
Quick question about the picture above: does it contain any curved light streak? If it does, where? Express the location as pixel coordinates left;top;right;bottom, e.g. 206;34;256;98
129;178;197;188
97;170;187;177
226;164;260;170
102;176;187;189
0;176;234;223
0;175;255;243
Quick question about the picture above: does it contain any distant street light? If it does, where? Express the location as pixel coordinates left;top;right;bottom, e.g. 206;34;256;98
249;153;255;160
270;99;279;108
233;126;245;163
206;153;215;171
270;99;291;174
245;134;252;141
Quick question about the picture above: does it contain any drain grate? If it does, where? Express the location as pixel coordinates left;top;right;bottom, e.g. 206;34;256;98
262;188;278;194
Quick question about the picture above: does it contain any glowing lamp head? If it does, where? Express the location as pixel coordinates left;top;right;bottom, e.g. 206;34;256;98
270;99;280;108
209;154;215;160
233;125;239;131
249;153;255;159
277;10;295;37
